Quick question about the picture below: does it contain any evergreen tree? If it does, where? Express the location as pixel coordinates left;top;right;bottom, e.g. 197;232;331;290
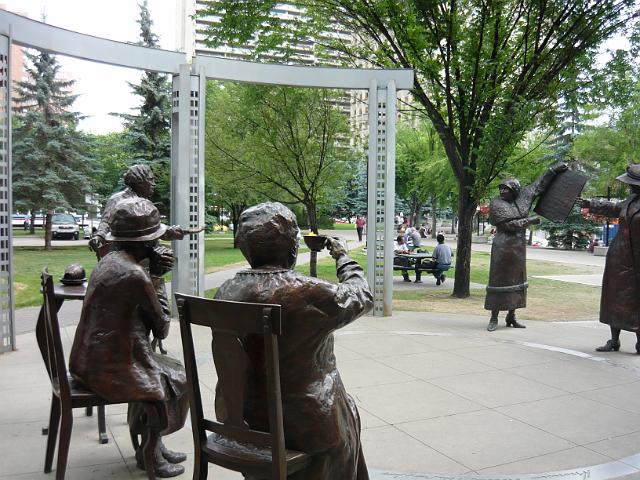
13;50;95;250
118;0;172;215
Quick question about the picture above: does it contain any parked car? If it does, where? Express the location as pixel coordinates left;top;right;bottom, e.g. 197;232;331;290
51;213;80;240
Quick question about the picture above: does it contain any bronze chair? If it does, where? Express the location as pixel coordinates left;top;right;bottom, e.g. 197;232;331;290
38;268;128;479
175;293;312;479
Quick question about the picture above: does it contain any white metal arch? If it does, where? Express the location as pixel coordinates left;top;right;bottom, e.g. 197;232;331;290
0;10;413;351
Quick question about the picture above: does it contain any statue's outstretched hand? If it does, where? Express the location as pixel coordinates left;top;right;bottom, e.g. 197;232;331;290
166;226;185;240
88;234;104;253
550;162;568;174
326;237;347;259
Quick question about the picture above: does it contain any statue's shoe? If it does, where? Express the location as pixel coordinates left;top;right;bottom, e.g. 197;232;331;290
135;449;186;478
505;314;526;328
160;443;187;464
595;339;620;352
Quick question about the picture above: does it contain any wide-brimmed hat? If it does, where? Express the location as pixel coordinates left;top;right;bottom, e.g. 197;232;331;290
617;164;640;186
498;178;521;196
105;198;166;242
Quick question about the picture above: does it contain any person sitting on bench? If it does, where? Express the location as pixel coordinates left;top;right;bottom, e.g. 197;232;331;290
393;234;412;282
429;234;452;285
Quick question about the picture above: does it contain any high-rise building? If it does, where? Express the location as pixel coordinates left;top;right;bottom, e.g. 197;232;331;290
0;5;25;96
177;0;415;143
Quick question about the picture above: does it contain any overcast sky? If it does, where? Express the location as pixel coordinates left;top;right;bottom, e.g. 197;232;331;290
4;0;179;134
2;1;632;135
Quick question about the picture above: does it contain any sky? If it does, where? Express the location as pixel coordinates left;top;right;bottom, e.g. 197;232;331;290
3;0;179;134
2;1;632;135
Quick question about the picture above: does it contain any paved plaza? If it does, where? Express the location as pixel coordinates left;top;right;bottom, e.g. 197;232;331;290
3;238;640;480
3;309;640;479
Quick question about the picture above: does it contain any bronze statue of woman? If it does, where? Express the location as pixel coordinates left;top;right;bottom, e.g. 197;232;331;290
485;163;567;331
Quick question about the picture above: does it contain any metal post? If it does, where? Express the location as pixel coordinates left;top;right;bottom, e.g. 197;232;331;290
171;64;205;297
0;34;13;352
366;80;396;316
384;81;397;315
605;186;611;247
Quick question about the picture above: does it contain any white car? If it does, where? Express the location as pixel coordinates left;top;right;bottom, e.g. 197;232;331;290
51;213;80;240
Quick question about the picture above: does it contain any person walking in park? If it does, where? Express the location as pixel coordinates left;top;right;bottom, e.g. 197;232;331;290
485;163;567;331
582;164;640;354
355;215;366;242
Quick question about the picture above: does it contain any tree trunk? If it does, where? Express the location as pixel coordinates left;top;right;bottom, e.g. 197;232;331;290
452;193;477;298
229;203;245;249
528;228;533;246
29;211;36;235
430;195;438;238
451;215;457;234
44;211;53;251
305;202;318;277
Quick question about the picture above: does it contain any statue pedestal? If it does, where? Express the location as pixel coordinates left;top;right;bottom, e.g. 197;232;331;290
472;236;488;244
593;246;609;257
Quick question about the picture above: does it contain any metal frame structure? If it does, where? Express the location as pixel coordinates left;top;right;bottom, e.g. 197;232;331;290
0;11;412;350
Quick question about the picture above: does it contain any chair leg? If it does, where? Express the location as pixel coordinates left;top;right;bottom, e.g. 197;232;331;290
192;449;208;480
55;406;73;480
97;405;108;444
44;396;60;473
143;428;158;480
86;406;93;417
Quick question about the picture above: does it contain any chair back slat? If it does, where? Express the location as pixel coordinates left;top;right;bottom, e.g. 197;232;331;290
40;268;72;400
175;292;285;469
176;294;281;335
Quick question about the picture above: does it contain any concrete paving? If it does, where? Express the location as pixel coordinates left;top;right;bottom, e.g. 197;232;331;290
3;310;640;479
5;231;632;480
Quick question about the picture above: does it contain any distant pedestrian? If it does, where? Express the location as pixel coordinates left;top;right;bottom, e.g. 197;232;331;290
355;215;366;242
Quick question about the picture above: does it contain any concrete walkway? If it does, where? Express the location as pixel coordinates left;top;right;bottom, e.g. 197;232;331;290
3;311;640;479
5;232;634;480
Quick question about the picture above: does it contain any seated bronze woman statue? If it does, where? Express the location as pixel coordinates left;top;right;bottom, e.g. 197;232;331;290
70;198;188;478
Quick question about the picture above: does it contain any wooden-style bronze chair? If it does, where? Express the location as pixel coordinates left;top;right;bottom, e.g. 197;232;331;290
175;293;312;479
38;269;127;479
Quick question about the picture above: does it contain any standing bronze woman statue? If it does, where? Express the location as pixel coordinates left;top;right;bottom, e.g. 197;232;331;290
582;164;640;354
485;163;567;331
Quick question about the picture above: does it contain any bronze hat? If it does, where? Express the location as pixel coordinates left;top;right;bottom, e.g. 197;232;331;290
617;164;640;186
105;198;167;242
498;178;521;196
63;263;86;281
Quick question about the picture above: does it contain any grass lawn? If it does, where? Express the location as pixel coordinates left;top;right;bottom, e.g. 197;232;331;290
332;223;356;231
307;247;602;322
13;238;254;308
14;246;98;308
16;239;603;322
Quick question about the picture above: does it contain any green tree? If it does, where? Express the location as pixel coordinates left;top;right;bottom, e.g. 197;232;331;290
117;0;172;214
205;82;264;247
205;82;355;274
541;206;599;250
199;0;637;297
13;50;95;250
86;131;130;201
397;120;454;230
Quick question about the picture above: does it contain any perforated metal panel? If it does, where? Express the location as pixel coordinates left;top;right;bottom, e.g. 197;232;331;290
0;35;13;352
171;65;205;297
366;81;396;316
